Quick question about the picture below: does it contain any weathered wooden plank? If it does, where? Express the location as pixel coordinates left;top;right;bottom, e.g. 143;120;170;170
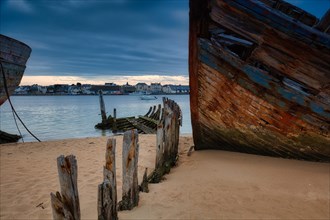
126;118;156;134
99;90;107;122
173;104;180;158
98;138;117;220
171;102;179;159
148;98;182;183
199;37;330;119
149;104;162;120
112;109;117;133
209;1;330;90
95;106;160;134
104;138;117;214
315;9;330;32
138;116;159;125
118;130;139;211
50;155;80;220
98;181;113;220
144;106;152;117
163;99;174;162
139;168;149;193
147;105;156;119
155;123;164;169
195;58;330;160
50;192;74;220
0;35;31;106
136;118;157;130
148;123;166;183
220;0;330;47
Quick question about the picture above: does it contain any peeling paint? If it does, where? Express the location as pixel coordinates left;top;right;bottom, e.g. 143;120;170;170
189;0;330;161
0;35;31;106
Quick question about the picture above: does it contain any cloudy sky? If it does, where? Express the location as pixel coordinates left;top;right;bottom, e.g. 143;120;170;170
1;0;329;86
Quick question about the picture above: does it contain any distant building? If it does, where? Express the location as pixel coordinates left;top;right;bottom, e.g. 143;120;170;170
105;82;116;86
150;83;162;94
54;84;69;94
176;85;190;94
46;85;55;94
122;82;136;94
14;86;29;94
162;84;177;94
135;82;148;92
18;84;46;95
38;85;47;94
90;84;121;95
81;84;93;95
68;85;82;95
12;82;189;96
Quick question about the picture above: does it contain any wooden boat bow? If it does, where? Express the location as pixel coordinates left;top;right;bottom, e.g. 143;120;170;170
189;0;330;162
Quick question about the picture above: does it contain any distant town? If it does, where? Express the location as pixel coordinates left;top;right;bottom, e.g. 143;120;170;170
14;82;190;95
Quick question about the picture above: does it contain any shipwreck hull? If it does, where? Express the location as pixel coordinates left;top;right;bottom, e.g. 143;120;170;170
0;34;31;106
189;0;330;161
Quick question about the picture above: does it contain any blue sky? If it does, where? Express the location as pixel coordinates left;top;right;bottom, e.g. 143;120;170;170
1;0;329;85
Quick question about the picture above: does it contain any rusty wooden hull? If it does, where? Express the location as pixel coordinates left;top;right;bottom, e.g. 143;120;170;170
0;34;31;106
189;0;330;162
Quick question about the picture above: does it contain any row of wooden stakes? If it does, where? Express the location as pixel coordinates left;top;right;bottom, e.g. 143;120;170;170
50;98;182;220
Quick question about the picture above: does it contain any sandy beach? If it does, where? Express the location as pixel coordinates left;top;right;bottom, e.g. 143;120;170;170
0;134;329;219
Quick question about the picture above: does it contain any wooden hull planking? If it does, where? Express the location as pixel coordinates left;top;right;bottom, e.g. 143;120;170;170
0;35;31;106
189;0;330;161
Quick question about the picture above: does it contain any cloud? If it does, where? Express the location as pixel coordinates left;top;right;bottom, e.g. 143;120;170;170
20;74;189;86
17;23;188;77
7;0;34;13
170;8;189;23
3;0;189;85
44;0;100;13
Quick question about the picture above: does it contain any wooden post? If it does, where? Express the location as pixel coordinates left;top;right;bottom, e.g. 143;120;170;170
50;155;80;220
139;168;149;193
99;90;107;123
148;98;182;183
50;192;74;220
163;99;174;163
172;102;180;160
155;123;164;169
98;138;118;220
148;122;165;183
118;129;139;211
112;108;117;133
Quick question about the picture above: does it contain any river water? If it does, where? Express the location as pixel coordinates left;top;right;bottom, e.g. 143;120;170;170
0;95;191;142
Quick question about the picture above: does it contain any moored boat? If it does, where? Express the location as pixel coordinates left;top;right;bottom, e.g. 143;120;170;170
140;95;158;100
0;35;31;144
0;34;32;106
189;0;330;161
129;91;151;96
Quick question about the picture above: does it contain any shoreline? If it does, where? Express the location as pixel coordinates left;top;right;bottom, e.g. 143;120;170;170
3;132;193;144
1;135;329;219
12;93;190;97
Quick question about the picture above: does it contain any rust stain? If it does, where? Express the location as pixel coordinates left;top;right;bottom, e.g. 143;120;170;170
105;160;113;171
126;130;136;169
0;35;31;106
189;0;330;161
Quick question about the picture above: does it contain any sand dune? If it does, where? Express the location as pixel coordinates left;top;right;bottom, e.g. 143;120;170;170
0;134;329;219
